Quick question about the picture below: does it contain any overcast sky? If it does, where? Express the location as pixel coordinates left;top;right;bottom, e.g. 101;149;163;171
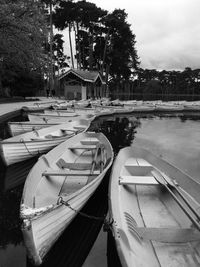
87;0;200;70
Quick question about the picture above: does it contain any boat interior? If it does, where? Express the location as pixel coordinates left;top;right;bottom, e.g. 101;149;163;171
117;157;200;251
29;126;87;141
34;137;111;207
115;157;200;266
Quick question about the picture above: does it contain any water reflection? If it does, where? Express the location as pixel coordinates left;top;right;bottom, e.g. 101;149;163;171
0;186;23;248
107;230;122;267
91;116;141;155
3;158;37;191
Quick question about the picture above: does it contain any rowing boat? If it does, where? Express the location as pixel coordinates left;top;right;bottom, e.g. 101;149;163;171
20;131;113;265
109;145;200;267
8;121;58;136
0;119;90;166
27;112;95;123
22;101;65;112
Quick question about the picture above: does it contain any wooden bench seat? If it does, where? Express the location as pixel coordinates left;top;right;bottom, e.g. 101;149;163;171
80;138;99;145
56;158;93;170
68;145;97;150
42;169;99;177
119;175;158;185
73;125;86;130
61;129;78;133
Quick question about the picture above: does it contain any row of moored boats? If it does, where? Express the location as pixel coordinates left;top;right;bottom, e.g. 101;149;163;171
0;99;200;266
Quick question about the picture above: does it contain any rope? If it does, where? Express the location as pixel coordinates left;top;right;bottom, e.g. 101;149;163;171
20;138;40;156
58;196;107;221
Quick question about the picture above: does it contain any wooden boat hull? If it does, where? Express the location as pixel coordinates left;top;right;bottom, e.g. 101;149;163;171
0;137;69;166
109;146;200;267
0;120;90;166
155;104;184;112
20;132;113;265
8;122;57;136
22;171;105;265
28;113;95;123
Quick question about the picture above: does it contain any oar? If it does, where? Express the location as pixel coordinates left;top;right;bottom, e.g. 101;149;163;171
151;170;200;231
91;145;100;174
160;172;200;222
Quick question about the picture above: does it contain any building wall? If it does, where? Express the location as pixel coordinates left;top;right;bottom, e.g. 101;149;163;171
64;85;82;100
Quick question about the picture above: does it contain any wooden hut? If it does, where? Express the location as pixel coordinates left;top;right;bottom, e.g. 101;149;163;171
58;69;106;100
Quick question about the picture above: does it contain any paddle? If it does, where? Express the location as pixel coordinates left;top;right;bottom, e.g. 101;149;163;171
151;170;200;231
160;172;200;221
91;145;100;174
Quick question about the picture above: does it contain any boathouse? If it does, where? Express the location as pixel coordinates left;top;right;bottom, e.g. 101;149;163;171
58;69;106;100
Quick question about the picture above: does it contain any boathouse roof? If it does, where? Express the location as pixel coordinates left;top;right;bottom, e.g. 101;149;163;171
58;68;105;84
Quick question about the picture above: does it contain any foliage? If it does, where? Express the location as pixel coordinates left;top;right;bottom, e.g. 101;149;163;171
0;0;48;96
53;1;139;81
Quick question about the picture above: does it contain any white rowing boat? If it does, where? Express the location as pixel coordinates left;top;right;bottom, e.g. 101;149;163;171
0;119;90;166
20;131;113;265
22;101;65;112
8;121;58;136
109;145;200;267
27;113;95;123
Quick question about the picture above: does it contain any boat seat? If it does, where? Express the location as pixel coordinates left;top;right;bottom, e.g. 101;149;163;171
130;227;200;243
125;158;152;167
56;158;92;170
119;175;158;185
42;169;99;177
68;145;97;150
73;125;86;130
80;137;99;145
45;134;60;139
61;129;77;133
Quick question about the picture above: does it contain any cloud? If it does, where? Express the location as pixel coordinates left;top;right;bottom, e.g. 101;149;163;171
89;0;200;70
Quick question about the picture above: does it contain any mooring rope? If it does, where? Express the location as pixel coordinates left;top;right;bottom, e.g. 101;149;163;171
20;138;40;156
58;196;110;222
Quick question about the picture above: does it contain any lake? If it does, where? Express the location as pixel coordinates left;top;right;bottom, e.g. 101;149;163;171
0;112;199;267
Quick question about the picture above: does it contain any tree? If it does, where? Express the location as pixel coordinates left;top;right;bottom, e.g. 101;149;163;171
53;0;107;70
0;0;48;96
104;9;139;82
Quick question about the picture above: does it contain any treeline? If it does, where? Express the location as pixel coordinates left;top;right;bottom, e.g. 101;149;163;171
0;0;199;100
0;0;67;97
0;0;139;97
110;67;200;101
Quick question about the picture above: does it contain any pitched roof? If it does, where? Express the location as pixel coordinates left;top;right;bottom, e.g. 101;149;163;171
58;68;105;84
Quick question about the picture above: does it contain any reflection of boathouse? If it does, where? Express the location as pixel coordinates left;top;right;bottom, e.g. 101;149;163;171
58;69;106;100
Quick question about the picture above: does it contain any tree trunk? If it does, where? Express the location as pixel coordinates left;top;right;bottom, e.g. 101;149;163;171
68;23;74;69
49;0;54;94
76;22;81;69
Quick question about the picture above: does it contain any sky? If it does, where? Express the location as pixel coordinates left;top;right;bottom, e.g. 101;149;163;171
85;0;200;70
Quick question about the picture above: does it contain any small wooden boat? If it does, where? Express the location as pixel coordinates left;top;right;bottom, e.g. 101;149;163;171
155;103;184;112
27;112;95;123
0;119;90;166
20;132;113;265
22;101;65;112
8;121;58;136
44;107;97;116
109;145;200;267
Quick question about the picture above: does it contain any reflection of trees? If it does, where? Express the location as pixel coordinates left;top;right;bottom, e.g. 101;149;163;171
178;114;200;123
91;116;141;155
0;187;23;248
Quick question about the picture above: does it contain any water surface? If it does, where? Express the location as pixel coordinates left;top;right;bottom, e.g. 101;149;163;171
0;112;199;267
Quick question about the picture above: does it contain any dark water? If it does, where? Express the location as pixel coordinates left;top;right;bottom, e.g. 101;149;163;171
0;112;200;267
